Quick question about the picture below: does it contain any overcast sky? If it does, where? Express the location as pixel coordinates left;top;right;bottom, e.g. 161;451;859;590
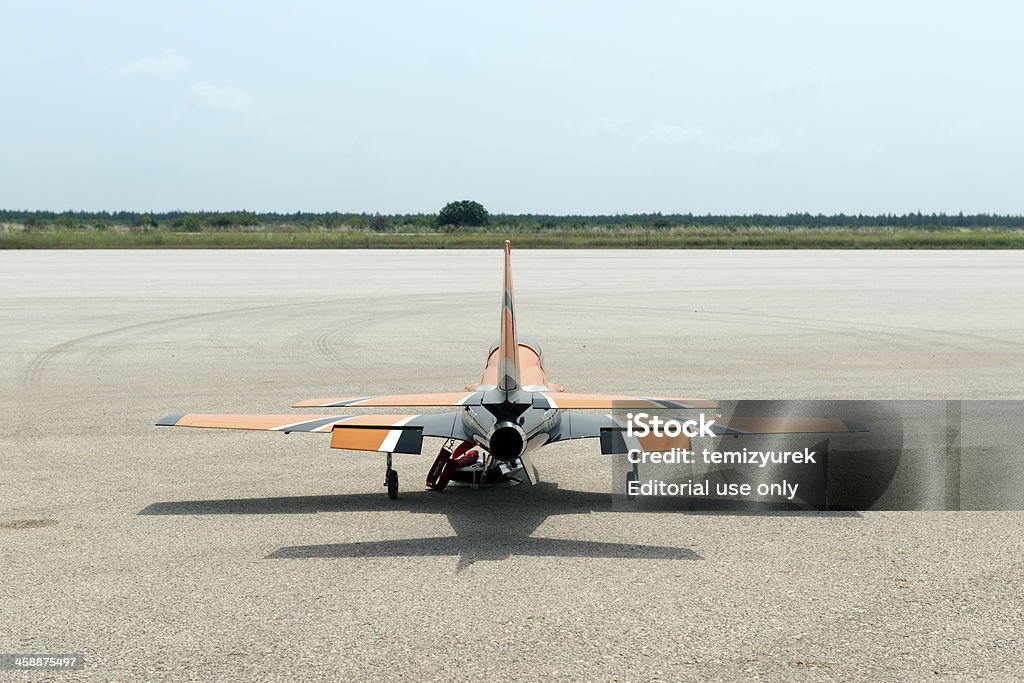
1;1;1021;214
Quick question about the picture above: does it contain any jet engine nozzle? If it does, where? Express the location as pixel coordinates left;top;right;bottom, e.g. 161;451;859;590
489;422;526;461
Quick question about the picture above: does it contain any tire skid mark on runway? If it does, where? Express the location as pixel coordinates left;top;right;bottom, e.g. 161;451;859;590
543;300;913;352
304;292;494;371
20;301;330;389
659;305;1024;351
546;300;1024;354
312;329;355;370
307;310;396;371
22;291;493;389
81;328;265;369
697;308;1024;354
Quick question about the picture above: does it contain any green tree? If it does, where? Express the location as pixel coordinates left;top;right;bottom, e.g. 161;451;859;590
235;211;259;227
368;214;390;232
179;215;203;232
437;200;489;227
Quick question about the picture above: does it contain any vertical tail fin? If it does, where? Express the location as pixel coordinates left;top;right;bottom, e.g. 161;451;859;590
498;240;521;392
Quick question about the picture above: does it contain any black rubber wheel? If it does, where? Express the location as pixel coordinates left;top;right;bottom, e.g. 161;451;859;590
625;470;638;500
386;469;399;499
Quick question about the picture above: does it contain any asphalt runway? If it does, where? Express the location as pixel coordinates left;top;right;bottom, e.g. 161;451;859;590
2;249;1023;681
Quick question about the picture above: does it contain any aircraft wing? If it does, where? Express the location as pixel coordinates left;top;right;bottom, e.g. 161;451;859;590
549;414;867;453
704;417;867;437
292;392;483;408
533;393;718;410
156;412;463;454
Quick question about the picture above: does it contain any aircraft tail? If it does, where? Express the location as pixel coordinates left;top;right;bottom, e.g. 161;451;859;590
497;240;521;392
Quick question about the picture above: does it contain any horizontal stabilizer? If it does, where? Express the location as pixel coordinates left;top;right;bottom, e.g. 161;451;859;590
532;393;719;410
293;392;482;408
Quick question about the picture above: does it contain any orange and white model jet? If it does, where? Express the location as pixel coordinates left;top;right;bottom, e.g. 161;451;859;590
158;241;864;498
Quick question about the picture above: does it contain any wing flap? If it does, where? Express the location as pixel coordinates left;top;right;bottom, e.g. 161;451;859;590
329;425;423;454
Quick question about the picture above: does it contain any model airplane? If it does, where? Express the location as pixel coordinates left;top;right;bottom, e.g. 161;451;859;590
158;241;864;498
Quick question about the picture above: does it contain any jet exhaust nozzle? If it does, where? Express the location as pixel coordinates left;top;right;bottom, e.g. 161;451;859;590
489;422;526;461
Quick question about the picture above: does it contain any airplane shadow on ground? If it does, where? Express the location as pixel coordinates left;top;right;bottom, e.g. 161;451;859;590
139;483;710;568
139;483;861;569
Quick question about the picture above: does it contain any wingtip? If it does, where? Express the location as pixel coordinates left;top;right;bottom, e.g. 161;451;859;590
156;413;185;427
292;398;335;408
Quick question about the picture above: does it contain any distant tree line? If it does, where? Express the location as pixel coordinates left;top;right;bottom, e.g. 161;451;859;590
496;211;1024;228
2;209;1023;231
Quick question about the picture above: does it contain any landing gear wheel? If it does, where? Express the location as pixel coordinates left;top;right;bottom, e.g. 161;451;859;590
386;468;399;500
625;469;638;500
384;452;399;500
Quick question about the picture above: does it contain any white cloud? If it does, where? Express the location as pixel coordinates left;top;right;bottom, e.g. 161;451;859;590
118;50;189;78
644;124;713;146
187;81;252;111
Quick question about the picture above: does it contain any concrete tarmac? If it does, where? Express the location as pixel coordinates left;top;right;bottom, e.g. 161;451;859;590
2;249;1023;681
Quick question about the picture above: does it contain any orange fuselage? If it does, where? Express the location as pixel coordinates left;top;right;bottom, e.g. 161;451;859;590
467;343;565;392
